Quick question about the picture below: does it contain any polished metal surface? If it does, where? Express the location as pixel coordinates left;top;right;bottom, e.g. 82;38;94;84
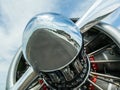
91;72;120;81
91;60;120;63
22;13;82;72
90;74;120;87
6;48;22;90
76;0;102;29
88;79;103;90
11;67;37;90
95;22;120;48
6;48;37;90
75;1;120;33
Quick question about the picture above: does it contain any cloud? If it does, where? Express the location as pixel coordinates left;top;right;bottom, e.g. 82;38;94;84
69;0;95;18
103;8;120;24
118;25;120;29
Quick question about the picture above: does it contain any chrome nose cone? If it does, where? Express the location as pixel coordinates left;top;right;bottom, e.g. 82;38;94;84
22;13;82;72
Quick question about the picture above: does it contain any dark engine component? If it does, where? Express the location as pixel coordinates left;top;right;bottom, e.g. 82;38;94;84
42;51;90;89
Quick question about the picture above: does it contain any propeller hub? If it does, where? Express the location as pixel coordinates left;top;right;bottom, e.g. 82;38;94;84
22;13;90;89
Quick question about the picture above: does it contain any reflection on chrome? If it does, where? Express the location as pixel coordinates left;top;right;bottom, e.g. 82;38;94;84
22;13;83;72
22;13;91;89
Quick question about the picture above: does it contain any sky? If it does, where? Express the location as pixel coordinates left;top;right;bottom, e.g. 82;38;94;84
0;0;120;89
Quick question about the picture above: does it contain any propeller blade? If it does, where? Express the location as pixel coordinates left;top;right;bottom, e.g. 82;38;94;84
75;1;120;33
